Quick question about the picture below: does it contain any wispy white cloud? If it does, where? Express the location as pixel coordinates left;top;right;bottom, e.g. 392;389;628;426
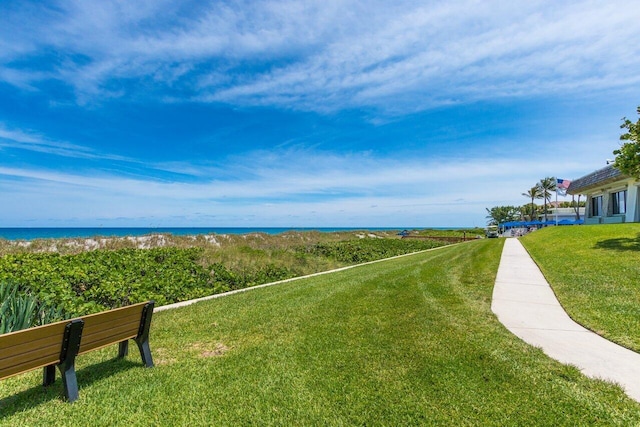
0;124;98;159
0;146;592;226
1;0;639;112
205;1;640;111
0;123;134;161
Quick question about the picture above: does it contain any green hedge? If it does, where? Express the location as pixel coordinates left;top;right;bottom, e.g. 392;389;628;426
302;238;446;263
0;247;297;316
0;238;448;318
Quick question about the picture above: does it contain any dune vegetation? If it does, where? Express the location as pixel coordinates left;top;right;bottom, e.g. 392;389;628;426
0;230;457;320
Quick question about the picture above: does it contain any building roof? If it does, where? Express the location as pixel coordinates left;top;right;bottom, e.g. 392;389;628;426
568;165;626;195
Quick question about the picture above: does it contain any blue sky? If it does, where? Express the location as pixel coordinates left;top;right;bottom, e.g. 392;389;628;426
1;0;640;228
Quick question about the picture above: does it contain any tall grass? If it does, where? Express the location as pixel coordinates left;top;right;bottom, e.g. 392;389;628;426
0;233;448;316
0;231;398;287
1;239;638;425
0;230;401;256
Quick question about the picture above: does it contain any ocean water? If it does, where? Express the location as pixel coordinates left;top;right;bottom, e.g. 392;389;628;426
0;227;415;241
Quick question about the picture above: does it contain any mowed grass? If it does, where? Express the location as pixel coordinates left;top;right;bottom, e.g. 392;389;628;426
521;223;640;351
2;239;639;425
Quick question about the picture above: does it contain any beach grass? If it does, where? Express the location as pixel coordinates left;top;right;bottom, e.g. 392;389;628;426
1;238;639;425
0;230;425;284
521;223;640;352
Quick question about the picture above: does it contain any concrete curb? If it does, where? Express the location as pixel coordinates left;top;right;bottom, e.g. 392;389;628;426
155;242;455;313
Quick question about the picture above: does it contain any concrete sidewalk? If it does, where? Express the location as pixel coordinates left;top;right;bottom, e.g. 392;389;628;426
492;238;640;402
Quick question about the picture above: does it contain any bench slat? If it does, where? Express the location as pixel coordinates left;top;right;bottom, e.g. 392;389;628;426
1;333;64;362
81;303;146;328
0;321;69;381
0;345;62;379
0;320;69;352
82;311;141;334
78;302;147;353
79;322;139;354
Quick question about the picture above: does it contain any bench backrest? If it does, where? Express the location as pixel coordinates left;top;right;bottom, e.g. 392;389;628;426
79;302;148;355
0;301;150;380
0;319;70;380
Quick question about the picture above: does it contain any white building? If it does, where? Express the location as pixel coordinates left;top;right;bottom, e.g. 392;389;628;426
567;165;639;224
547;206;585;222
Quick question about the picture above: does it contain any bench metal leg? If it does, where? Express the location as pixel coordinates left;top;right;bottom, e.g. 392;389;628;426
134;301;154;368
135;339;153;367
59;362;80;403
120;337;152;367
57;319;84;402
43;364;56;386
118;340;129;358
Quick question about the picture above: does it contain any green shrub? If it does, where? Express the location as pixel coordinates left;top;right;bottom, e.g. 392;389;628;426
302;238;446;263
0;236;449;316
0;282;64;334
0;248;214;314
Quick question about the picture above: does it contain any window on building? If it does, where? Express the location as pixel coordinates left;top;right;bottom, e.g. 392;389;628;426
591;195;603;217
611;190;627;215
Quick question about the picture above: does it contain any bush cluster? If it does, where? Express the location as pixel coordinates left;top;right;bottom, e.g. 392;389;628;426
302;238;446;263
0;248;294;316
0;237;448;319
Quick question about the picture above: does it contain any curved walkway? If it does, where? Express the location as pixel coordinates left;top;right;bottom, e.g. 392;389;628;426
492;238;640;402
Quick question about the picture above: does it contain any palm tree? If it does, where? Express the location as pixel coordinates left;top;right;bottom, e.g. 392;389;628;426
539;177;557;222
522;185;543;220
572;194;582;220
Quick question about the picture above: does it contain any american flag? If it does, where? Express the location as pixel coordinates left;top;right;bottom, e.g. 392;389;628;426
557;178;571;195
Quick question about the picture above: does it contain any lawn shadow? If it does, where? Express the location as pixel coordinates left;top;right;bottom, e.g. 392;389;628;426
593;233;640;251
0;357;142;418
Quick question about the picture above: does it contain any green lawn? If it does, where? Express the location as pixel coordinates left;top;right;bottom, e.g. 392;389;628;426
1;239;639;425
521;223;640;352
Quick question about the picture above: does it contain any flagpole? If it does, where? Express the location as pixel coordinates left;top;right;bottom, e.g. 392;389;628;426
555;179;571;226
555;189;558;226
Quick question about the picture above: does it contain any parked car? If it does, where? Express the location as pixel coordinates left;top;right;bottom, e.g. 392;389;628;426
485;225;499;238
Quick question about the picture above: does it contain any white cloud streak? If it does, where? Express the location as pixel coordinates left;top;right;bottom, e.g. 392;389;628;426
0;123;134;161
0;147;594;226
1;0;639;112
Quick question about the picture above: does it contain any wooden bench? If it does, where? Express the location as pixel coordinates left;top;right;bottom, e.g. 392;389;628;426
0;301;154;402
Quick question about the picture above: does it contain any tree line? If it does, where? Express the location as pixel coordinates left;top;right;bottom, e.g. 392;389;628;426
486;177;584;226
485;104;640;227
